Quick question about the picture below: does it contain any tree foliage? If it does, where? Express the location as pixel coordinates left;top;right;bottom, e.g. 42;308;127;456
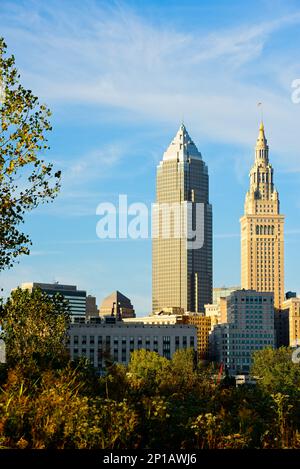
0;38;61;270
0;289;300;448
251;347;300;395
0;288;70;372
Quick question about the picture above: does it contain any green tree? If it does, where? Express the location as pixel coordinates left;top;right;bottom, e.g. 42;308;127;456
251;347;300;395
0;288;70;372
127;350;170;394
160;348;197;394
0;38;61;270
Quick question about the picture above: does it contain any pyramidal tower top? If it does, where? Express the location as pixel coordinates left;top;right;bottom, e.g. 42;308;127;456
163;124;202;162
244;121;278;212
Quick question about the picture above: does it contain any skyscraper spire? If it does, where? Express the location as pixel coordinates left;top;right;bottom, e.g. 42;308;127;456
163;124;202;162
255;121;269;163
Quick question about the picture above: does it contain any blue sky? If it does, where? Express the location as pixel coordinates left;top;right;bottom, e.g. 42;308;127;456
1;0;300;313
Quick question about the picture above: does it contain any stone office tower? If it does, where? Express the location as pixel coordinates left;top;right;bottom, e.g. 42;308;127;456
240;122;285;309
152;124;212;314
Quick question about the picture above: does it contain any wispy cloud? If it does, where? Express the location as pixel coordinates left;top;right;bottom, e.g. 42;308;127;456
30;250;63;256
1;0;300;167
60;143;125;186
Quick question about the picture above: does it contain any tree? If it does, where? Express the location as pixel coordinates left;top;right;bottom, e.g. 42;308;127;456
251;347;300;395
160;348;198;394
127;350;170;393
0;38;61;270
0;288;70;372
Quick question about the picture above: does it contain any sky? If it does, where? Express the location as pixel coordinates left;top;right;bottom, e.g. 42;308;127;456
0;0;300;314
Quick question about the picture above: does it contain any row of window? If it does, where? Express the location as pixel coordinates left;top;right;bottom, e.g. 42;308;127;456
71;335;195;346
255;225;275;235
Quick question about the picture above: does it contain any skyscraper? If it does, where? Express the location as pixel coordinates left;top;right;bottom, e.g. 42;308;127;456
152;124;212;314
240;123;285;309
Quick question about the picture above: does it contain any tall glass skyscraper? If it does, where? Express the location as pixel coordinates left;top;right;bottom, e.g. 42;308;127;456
152;124;212;314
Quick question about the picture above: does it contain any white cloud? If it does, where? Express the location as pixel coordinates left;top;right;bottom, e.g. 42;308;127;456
1;0;300;169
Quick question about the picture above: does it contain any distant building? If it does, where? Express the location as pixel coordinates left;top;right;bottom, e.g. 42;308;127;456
86;295;98;320
210;290;275;375
213;286;240;305
205;297;228;329
123;314;179;325
204;303;220;329
99;291;135;319
281;296;300;347
124;310;211;360
19;282;87;322
180;313;211;360
68;321;197;370
286;291;297;300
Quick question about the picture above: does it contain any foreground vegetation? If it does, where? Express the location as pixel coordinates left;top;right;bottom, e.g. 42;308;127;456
0;289;300;449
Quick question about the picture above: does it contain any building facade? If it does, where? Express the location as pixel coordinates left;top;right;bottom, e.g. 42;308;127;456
152;124;212;314
19;282;87;322
99;291;135;319
68;322;197;370
240;123;285;309
210;290;275;375
213;286;240;305
180;313;211;360
282;296;300;347
205;297;228;329
86;295;98;320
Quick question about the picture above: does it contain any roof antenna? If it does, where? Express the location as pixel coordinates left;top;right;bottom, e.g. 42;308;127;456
181;114;185;128
257;102;263;124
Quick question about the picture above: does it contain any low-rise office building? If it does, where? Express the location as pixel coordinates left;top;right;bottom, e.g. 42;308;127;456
205;297;228;330
282;295;300;347
68;321;197;370
180;313;211;360
213;286;240;305
19;282;87;322
210;290;275;375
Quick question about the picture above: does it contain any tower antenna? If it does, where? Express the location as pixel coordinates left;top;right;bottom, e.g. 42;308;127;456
257;102;263;123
